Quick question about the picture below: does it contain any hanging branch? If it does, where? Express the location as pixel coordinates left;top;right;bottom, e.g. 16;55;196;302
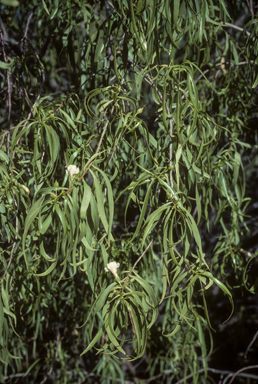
0;214;18;284
64;105;115;195
0;28;12;155
25;37;45;106
22;2;41;51
245;0;254;20
127;57;174;188
122;239;154;292
226;365;258;384
104;0;114;63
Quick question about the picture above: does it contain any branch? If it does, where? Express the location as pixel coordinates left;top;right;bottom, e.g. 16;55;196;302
0;213;18;284
127;57;174;188
25;37;45;106
136;373;163;383
244;330;258;359
64;105;115;195
104;0;114;63
22;2;41;51
221;21;251;36
245;0;254;20
0;28;12;154
174;367;258;384
10;5;44;144
225;365;258;384
122;239;154;292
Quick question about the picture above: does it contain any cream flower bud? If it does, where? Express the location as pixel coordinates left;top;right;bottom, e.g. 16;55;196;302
21;185;30;195
66;165;80;178
105;261;120;278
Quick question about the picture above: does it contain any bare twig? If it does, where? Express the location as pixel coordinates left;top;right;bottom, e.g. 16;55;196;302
3;373;32;380
174;367;258;384
22;3;41;51
244;330;258;359
12;36;46;160
0;242;16;285
11;72;33;110
104;0;114;62
25;37;45;106
224;364;258;384
96;105;115;154
220;21;251;36
107;127;123;166
136;373;163;383
0;16;7;39
0;125;16;149
122;239;154;292
128;307;136;340
9;5;44;145
245;0;254;19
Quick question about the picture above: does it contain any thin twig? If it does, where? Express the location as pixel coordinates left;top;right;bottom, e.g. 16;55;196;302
64;105;115;195
0;126;16;149
224;364;258;384
96;105;115;154
175;367;258;384
104;0;114;62
25;37;45;106
137;373;163;383
3;373;33;380
10;7;44;143
22;2;41;51
0;214;18;284
107;129;123;166
245;0;254;20
0;242;16;285
244;330;258;359
128;307;136;340
122;239;154;292
11;72;33;110
220;21;251;36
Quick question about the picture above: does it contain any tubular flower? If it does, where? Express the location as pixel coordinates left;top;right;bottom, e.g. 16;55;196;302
105;262;120;278
66;165;80;178
21;185;30;195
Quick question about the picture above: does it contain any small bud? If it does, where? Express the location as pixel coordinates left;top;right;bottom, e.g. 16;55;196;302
21;185;30;195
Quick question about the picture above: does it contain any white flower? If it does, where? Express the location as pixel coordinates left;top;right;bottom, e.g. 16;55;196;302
105;261;120;278
66;164;80;178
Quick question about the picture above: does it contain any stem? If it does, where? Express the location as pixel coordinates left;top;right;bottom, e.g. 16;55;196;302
122;239;153;292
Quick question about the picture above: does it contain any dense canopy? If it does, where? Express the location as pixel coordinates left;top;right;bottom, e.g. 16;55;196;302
0;0;258;383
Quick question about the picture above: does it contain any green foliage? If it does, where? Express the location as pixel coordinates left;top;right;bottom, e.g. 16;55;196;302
0;0;258;382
